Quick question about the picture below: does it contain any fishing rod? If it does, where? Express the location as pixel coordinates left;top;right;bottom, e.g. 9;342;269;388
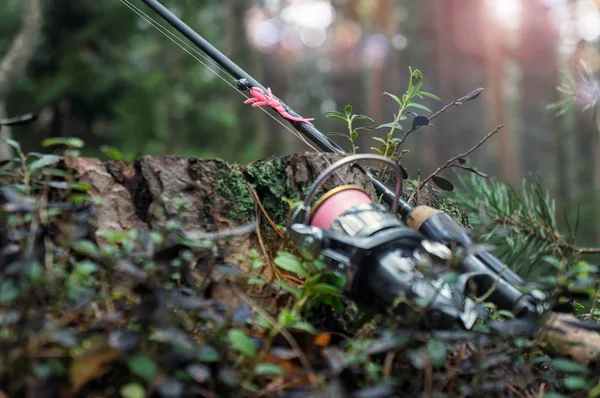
137;0;536;310
138;0;409;213
133;0;600;367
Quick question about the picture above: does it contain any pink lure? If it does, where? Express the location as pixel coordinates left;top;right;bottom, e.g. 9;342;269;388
244;87;315;126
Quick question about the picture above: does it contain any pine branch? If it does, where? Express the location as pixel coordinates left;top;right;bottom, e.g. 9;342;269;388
452;173;600;276
495;215;600;255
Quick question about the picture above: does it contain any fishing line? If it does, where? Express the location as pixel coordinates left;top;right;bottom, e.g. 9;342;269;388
118;0;321;152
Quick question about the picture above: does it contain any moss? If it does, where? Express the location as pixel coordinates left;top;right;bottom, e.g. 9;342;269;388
245;158;300;225
246;158;288;198
216;165;254;224
434;196;469;227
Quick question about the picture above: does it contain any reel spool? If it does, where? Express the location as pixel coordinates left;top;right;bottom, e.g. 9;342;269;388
289;154;481;329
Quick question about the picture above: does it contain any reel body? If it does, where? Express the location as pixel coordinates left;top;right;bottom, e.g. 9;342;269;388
289;155;482;330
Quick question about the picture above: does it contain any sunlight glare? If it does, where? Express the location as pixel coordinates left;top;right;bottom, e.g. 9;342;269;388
488;0;523;30
560;20;583;45
280;0;335;30
576;0;600;41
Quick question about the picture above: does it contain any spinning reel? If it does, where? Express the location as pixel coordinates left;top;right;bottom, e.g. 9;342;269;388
289;154;483;330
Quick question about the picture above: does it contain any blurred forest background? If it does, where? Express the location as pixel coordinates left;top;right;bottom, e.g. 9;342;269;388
2;0;600;244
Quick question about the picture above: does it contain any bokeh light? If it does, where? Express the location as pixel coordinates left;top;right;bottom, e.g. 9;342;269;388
362;34;390;69
300;26;328;48
250;18;282;51
280;0;335;29
488;0;523;30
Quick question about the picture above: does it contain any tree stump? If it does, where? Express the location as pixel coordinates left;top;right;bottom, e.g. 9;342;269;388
66;151;458;276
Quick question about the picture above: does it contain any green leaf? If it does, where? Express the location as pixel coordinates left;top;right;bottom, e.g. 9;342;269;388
71;240;99;257
291;321;317;334
350;131;358;141
0;280;19;304
247;278;265;285
377;122;403;131
541;256;564;270
128;356;159;380
344;104;353;118
254;315;272;329
42;137;85;149
278;309;298;327
384;92;403;107
325;114;348;123
309;283;343;297
372;137;387;145
255;363;284;376
274;252;310;278
419;91;441;100
408;69;424;97
0;138;21;153
29;154;62;171
274;280;303;299
120;383;145;398
550;358;589;374
407;102;432;113
198;346;220;362
325;111;344;118
101;146;124;161
331;297;344;313
352;114;375;124
564;376;589;391
227;329;256;358
497;310;515;319
427;339;447;368
76;260;99;276
70;182;92;192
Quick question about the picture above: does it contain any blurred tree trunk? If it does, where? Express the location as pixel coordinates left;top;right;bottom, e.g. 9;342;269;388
429;0;454;169
368;0;395;124
482;6;516;183
331;0;367;153
405;0;442;172
518;1;559;188
430;0;488;178
0;0;43;160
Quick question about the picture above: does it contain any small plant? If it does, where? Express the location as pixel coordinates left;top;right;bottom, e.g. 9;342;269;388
272;250;346;318
372;67;439;162
325;67;490;195
326;105;375;154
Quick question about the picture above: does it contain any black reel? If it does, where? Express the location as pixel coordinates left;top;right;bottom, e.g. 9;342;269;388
289;154;484;330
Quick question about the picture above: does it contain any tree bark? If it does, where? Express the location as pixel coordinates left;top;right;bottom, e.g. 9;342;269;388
65;152;449;277
0;0;43;160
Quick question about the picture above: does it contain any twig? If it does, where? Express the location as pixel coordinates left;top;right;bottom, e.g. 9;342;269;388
407;125;503;204
383;351;397;379
391;88;485;160
182;221;257;241
249;187;285;239
251;188;281;284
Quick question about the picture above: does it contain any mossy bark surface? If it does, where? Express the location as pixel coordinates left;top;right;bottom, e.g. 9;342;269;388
67;151;462;269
